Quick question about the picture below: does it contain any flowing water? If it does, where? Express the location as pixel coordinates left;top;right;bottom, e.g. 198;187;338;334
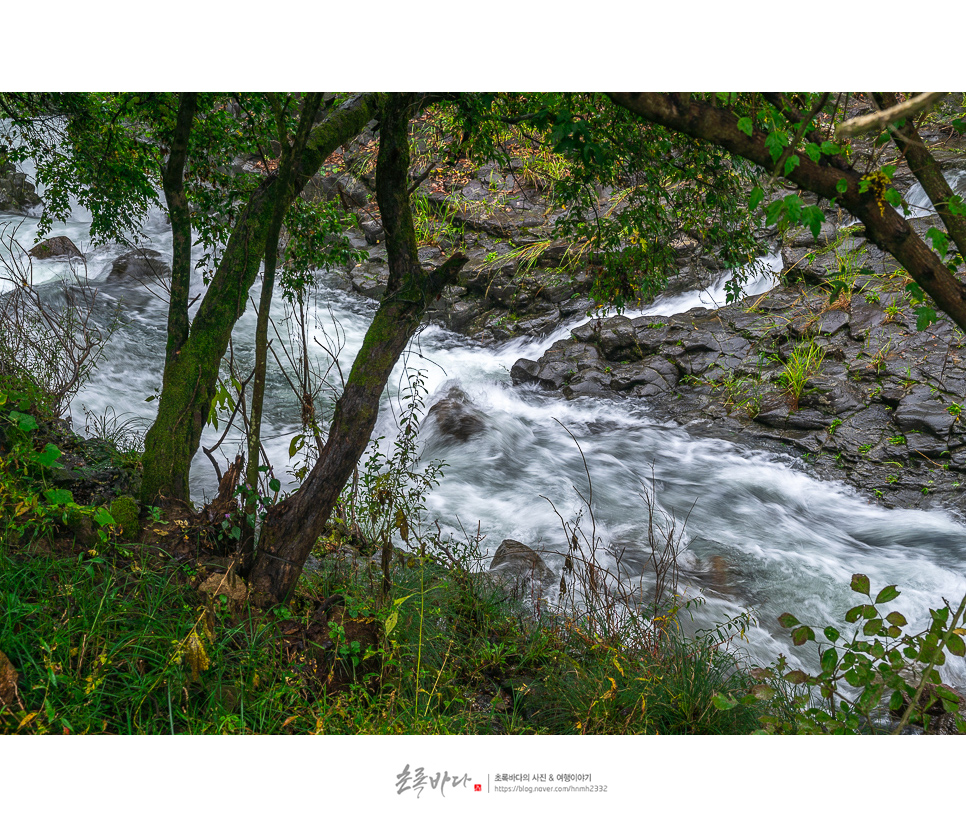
4;186;966;684
902;169;966;218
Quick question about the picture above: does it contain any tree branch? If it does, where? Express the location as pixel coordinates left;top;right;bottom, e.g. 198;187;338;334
874;92;966;261
835;92;947;140
606;92;966;333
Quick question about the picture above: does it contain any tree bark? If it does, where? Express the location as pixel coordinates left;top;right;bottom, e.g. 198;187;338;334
248;94;468;605
873;92;966;260
140;93;383;507
161;92;198;366
241;93;323;573
606;93;966;334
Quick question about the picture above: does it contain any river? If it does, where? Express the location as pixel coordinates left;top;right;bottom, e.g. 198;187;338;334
3;187;966;687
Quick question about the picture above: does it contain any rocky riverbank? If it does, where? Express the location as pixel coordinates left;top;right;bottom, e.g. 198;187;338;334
511;266;966;514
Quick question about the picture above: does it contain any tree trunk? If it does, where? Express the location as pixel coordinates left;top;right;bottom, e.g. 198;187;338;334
872;92;966;260
241;94;323;573
248;94;467;605
607;93;966;333
140;93;382;507
161;92;197;366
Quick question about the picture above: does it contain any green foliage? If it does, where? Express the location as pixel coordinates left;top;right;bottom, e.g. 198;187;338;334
448;93;763;312
749;574;966;734
778;340;826;407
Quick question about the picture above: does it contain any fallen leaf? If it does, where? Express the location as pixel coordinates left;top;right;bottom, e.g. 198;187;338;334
198;572;248;603
0;650;21;708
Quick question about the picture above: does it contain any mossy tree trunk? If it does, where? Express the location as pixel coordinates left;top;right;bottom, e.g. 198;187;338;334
140;94;382;507
248;94;467;605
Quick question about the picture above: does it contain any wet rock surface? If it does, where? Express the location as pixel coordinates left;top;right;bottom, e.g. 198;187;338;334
514;276;966;515
105;248;172;283
0;158;42;215
28;236;84;261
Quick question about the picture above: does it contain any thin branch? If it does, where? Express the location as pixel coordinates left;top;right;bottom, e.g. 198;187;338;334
836;92;946;140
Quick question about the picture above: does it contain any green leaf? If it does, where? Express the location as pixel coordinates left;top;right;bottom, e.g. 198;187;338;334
764;130;788;163
947;632;966;657
888;689;905;712
801;205;824;239
712;693;737;710
921;645;946;666
824;626;840;642
34;443;63;468
44;488;74;506
791;625;815;646
288;434;305;458
915;306;938;332
784;155;800;176
11;411;38;433
784;670;809;685
875;585;900;604
764;199;784;227
863;618;883;636
884;187;902;207
821;648;838;673
737;117;753;137
783;194;803;222
845;605;863;623
804;143;821;163
777;612;800;628
93;508;115;527
821;141;841;156
748;185;765;211
836;178;848;195
926;227;949;257
851;574;871;596
937;687;960;707
269;478;281;493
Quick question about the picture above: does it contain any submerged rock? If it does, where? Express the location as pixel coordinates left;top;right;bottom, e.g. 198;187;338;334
106;248;171;283
426;387;486;441
29;236;84;261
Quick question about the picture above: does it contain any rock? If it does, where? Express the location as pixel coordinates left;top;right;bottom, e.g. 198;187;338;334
28;236;84;261
488;539;556;601
427;387;486;441
302;173;369;207
514;270;966;515
106;248;171;283
0;159;42;215
360;220;384;244
894;386;956;437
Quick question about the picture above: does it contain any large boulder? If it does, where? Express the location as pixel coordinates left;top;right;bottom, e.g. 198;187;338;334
28;236;84;261
426;387;486;441
0;159;42;215
487;539;557;602
106;248;171;283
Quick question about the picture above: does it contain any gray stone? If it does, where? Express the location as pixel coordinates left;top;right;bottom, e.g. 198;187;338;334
28;236;84;261
427;387;486;441
106;248;171;283
488;539;556;601
895;387;956;437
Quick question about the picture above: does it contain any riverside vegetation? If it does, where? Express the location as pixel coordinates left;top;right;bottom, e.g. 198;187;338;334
2;92;966;734
3;350;965;734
